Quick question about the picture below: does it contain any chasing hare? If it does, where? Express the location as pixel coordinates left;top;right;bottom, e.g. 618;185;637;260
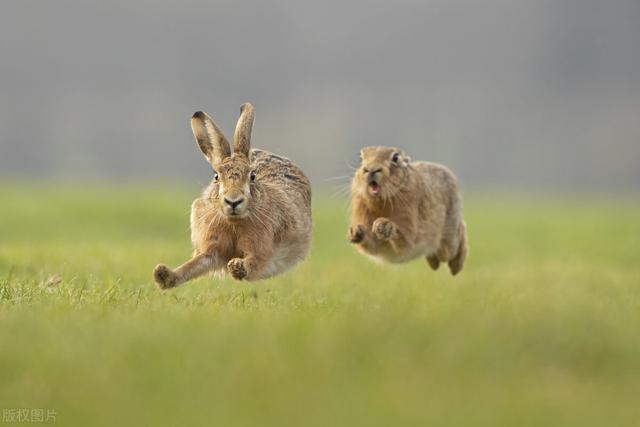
348;146;467;275
154;103;312;289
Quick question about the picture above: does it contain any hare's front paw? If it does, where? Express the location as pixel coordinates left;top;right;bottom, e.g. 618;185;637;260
227;258;247;280
372;218;396;241
348;224;366;244
154;264;177;290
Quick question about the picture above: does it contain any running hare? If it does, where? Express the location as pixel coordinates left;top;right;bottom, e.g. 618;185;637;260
348;147;467;275
154;103;312;289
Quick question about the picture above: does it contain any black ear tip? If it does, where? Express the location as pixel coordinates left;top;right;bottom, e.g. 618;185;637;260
192;111;206;120
239;102;253;114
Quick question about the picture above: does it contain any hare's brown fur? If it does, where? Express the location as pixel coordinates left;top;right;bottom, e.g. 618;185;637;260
348;146;467;275
154;103;311;289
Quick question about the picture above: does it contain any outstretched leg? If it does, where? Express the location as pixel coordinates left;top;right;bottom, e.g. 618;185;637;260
448;221;468;275
154;253;217;290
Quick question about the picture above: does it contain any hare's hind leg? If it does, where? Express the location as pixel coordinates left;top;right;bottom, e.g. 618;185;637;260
154;253;217;290
426;255;440;270
448;221;468;276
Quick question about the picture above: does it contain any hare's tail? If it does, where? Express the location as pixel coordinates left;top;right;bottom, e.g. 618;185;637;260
448;221;468;275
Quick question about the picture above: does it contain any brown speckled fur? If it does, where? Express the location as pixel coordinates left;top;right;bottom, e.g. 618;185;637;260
348;146;468;275
154;103;312;289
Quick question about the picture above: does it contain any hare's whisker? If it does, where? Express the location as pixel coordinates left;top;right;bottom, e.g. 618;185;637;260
343;157;358;171
324;176;352;182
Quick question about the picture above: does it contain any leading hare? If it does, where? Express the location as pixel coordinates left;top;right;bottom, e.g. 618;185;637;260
348;147;467;275
154;103;312;289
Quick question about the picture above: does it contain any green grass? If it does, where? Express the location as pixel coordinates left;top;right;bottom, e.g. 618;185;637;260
1;184;639;426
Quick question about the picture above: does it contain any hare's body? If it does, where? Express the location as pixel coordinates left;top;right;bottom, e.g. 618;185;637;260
349;147;467;275
190;149;311;280
154;104;311;289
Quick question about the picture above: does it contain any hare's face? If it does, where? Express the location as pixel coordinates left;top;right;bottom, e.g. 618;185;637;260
191;104;257;218
212;155;257;219
354;146;410;199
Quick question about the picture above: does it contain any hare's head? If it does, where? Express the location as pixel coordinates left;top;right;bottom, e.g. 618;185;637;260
353;146;411;200
191;103;259;219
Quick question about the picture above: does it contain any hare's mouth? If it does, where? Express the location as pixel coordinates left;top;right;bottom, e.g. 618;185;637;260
224;209;248;219
368;181;380;195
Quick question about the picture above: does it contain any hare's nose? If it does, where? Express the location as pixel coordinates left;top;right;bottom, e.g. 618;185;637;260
365;168;382;180
224;197;244;209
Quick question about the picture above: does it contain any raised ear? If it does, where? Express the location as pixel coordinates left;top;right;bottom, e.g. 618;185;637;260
191;111;231;165
233;102;254;157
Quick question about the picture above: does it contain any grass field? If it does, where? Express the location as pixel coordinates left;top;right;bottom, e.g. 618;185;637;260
1;184;639;426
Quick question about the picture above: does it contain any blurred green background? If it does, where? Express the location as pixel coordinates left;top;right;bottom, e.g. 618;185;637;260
1;186;639;426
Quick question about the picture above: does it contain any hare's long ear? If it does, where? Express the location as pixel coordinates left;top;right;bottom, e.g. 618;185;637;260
191;111;231;165
233;102;254;157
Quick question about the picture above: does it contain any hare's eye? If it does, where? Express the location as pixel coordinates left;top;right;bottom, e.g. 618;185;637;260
213;172;219;182
391;152;400;163
250;170;257;181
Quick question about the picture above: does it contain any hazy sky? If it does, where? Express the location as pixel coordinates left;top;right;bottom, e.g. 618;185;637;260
1;0;639;192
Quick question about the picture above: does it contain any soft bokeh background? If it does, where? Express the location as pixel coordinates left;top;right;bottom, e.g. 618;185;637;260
1;0;639;192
